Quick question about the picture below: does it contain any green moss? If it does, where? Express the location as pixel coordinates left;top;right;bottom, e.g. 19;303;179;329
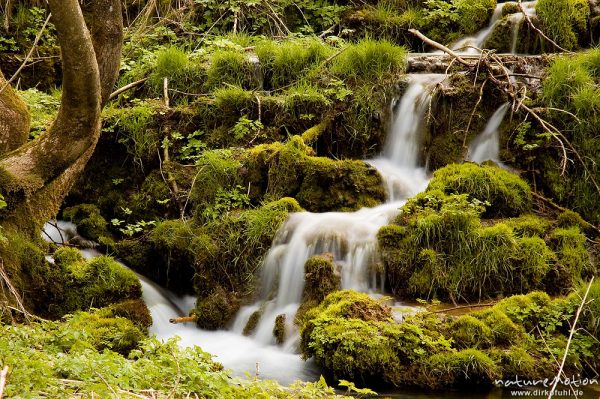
0;232;59;317
243;309;262;336
101;299;153;331
427;163;532;217
556;209;588;230
246;136;385;212
61;310;145;355
450;315;494;349
273;314;286;344
62;204;109;241
302;254;341;311
546;227;593;294
505;214;552;237
426;349;500;387
54;246;84;266
474;309;523;346
502;3;520;15
193;286;240;330
52;255;143;317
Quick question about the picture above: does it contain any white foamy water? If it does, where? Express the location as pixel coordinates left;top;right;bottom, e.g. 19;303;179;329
467;102;510;164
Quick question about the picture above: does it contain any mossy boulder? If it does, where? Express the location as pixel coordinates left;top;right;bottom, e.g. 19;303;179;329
427;163;532;217
273;314;286;344
302;254;341;304
193;286;240;330
245;136;385;212
51;249;142;317
62;204;109;241
378;184;590;301
61;310;146;355
100;299;153;332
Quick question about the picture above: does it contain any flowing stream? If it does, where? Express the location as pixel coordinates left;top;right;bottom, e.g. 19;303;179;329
38;12;540;387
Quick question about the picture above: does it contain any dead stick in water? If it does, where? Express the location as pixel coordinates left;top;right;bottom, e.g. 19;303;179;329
0;365;9;399
169;315;198;324
408;29;471;67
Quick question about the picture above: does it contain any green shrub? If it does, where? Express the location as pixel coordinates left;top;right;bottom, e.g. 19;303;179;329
427;163;532;217
331;39;407;81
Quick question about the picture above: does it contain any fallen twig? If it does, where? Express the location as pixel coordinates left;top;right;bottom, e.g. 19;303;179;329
0;365;8;399
109;78;148;100
548;277;595;399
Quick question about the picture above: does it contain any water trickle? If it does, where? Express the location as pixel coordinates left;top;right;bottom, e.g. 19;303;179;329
450;0;538;55
467;102;510;164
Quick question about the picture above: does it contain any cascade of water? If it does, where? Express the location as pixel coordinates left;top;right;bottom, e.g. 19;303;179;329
235;74;445;347
467;102;510;164
451;3;505;54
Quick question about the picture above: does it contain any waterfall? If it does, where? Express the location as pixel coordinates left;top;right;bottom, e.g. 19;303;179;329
467;102;510;164
236;74;445;347
450;0;538;55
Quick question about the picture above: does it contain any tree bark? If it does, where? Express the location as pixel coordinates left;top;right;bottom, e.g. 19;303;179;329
82;0;123;106
0;0;123;234
0;70;30;155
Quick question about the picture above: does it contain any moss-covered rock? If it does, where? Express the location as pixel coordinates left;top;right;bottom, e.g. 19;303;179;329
100;299;153;332
273;314;286;344
245;136;385;212
61;310;146;355
378;182;591;301
300;289;599;389
303;254;341;304
193;286;240;330
243;309;262;336
51;252;142;317
62;204;109;241
427;163;532;217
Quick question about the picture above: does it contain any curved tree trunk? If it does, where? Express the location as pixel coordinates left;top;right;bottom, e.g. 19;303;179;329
0;0;122;234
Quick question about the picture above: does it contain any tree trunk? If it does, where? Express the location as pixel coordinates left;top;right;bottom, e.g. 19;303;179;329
0;0;122;234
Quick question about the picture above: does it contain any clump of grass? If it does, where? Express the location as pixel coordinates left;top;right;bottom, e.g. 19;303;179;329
536;0;590;51
331;39;407;81
206;49;258;90
256;38;333;89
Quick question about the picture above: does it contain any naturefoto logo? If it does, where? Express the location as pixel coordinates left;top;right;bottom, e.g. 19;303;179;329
495;375;598;389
